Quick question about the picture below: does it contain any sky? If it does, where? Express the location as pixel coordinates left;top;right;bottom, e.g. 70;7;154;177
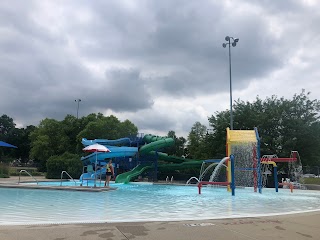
0;0;319;138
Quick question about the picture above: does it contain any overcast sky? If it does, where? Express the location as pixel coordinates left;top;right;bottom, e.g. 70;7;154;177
1;0;319;137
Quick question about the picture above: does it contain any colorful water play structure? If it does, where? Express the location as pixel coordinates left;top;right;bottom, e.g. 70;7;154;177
190;127;301;195
80;127;302;195
80;134;204;185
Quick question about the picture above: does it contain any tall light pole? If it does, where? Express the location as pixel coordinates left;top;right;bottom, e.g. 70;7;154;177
223;36;239;130
75;99;81;119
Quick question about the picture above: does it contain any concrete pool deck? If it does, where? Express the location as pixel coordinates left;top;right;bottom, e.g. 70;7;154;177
0;176;117;192
1;212;320;240
1;176;320;240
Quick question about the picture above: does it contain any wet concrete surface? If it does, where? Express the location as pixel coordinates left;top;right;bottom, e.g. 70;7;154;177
1;212;320;240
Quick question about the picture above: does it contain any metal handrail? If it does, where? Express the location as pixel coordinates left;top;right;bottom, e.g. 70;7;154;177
18;170;38;185
60;171;77;186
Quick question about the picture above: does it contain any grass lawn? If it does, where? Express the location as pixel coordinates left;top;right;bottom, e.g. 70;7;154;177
302;178;320;185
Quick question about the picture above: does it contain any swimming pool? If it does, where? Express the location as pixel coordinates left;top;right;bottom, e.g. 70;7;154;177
1;182;320;225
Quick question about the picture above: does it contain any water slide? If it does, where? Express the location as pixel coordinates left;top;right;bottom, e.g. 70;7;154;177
115;158;203;183
81;135;203;183
115;135;174;183
81;147;138;164
80;138;139;181
139;135;174;155
115;134;203;183
82;138;131;146
115;165;153;184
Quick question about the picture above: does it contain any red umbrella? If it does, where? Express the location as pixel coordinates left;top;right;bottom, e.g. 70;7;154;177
83;144;111;153
83;144;111;187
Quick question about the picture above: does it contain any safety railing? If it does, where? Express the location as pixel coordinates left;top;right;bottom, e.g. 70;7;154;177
60;171;77;186
18;170;38;185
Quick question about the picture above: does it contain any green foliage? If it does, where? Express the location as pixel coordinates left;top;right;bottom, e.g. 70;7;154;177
0;112;138;174
29;113;138;171
187;122;209;159
9;167;43;176
0;114;36;163
0;163;9;178
166;130;187;157
301;178;320;185
46;152;82;179
0;114;16;136
77;114;138;141
10;171;43;176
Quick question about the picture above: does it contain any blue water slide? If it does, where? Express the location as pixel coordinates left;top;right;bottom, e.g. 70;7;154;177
80;166;108;184
81;146;138;165
82;138;131;146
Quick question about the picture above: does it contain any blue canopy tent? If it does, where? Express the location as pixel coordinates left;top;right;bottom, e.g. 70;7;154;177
0;141;17;148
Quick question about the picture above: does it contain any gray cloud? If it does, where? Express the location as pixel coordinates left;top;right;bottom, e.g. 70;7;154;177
0;0;319;137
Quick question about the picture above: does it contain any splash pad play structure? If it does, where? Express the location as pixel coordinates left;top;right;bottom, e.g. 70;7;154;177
191;127;303;195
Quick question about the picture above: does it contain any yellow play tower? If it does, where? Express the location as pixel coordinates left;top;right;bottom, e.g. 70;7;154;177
226;127;262;193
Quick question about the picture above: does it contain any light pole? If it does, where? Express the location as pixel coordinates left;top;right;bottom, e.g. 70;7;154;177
75;99;81;119
223;36;239;130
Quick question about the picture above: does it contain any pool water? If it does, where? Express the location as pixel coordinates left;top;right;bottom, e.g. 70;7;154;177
1;183;320;225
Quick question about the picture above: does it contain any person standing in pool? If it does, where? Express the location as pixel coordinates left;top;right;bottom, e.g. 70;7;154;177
104;159;114;187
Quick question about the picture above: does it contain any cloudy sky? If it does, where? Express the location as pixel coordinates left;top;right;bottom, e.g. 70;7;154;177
0;0;319;137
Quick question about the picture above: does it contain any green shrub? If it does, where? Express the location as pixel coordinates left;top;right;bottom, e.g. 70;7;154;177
10;171;43;176
46;152;82;179
0;163;9;178
301;178;320;185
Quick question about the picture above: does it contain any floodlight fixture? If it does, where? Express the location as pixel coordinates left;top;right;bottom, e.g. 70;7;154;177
222;36;239;130
75;99;82;119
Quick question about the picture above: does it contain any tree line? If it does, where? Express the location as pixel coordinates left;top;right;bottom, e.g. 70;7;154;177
0;113;137;171
186;90;320;166
0;90;319;172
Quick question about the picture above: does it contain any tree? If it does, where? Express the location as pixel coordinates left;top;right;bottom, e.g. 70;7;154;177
77;114;138;142
207;90;320;165
61;114;83;154
187;122;207;159
29;113;139;171
46;152;82;179
6;125;36;162
0;115;36;163
166;130;186;157
0;114;15;138
29;118;70;171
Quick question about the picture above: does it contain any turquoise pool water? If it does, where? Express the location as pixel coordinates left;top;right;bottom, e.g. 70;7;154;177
1;182;320;225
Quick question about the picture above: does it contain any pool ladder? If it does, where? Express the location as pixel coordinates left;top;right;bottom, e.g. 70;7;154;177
60;171;77;186
18;170;38;185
